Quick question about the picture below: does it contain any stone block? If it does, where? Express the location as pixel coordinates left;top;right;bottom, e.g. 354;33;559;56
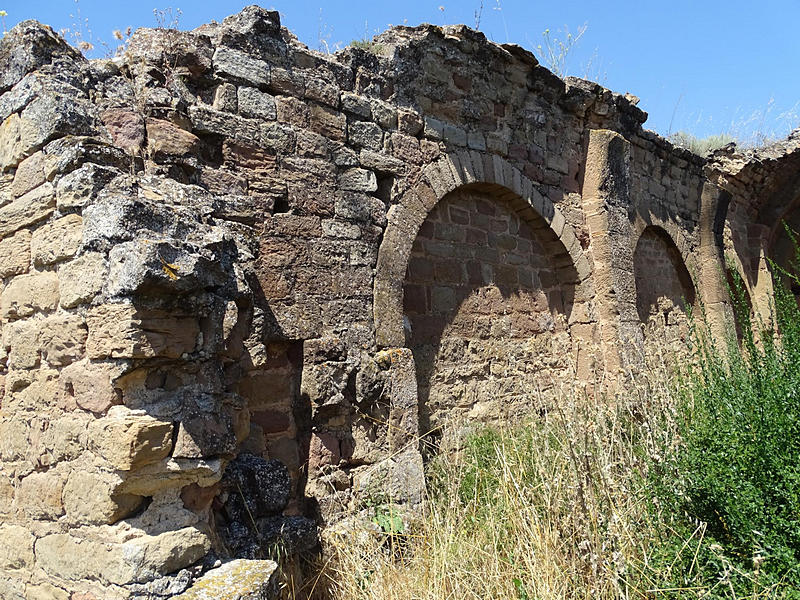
348;120;383;150
88;406;174;471
55;163;119;212
0;524;35;570
213;46;269;87
173;559;278;600
30;214;83;266
146;119;201;159
237;86;277;120
0;270;59;319
172;413;238;459
10;150;46;198
0;182;55;239
118;457;224;496
39;312;88;367
0;93;98;172
60;359;122;414
16;470;64;519
306;76;340;107
339;168;377;192
309;103;346;140
86;304;199;359
100;108;145;154
23;583;69;600
341;92;371;118
0;229;31;278
58;252;106;308
3;317;41;371
63;469;141;525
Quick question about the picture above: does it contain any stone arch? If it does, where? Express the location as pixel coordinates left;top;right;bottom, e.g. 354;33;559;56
633;225;697;347
374;151;588;348
632;209;700;288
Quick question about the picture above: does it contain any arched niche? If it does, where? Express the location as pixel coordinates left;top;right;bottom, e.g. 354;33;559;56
633;225;697;347
373;151;587;442
374;151;588;349
404;184;579;434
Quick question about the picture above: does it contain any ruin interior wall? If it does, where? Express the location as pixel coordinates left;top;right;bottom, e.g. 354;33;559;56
0;6;798;599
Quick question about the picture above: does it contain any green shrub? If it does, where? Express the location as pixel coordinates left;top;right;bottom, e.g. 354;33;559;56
648;249;800;598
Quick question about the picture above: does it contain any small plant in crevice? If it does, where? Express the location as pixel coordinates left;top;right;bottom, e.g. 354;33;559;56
535;23;587;78
0;10;7;36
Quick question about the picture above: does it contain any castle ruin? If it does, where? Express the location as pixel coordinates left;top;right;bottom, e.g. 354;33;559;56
0;6;798;598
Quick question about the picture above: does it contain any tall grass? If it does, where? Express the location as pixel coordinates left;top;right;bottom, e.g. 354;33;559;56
306;365;684;600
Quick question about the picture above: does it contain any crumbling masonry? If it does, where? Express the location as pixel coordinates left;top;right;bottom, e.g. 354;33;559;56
0;6;799;599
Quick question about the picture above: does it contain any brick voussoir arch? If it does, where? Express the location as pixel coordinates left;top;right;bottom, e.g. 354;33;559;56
374;150;587;348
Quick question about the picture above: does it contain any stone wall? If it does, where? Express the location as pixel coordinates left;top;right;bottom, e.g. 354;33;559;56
404;186;572;431
0;6;797;598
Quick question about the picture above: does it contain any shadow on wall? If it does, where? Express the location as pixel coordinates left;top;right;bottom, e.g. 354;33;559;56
401;185;577;448
633;225;696;326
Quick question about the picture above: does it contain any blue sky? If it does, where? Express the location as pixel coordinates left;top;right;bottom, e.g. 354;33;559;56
2;1;798;144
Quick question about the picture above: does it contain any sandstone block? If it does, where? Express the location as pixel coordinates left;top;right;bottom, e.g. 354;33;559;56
4;317;42;371
10;150;46;198
60;359;122;414
339;168;377;192
146;119;201;159
237;86;277;120
0;182;55;239
0;524;35;570
35;532;148;585
48;412;90;462
58;252;106;308
118;457;223;496
0;472;14;512
173;559;278;600
0;270;59;319
101;108;145;154
348;121;383;150
309;103;346;140
86;304;199;359
0;229;31;278
24;583;70;600
213;46;269;87
88;406;173;471
30;214;83;266
63;469;141;525
125;527;212;582
16;470;64;519
39;312;88;367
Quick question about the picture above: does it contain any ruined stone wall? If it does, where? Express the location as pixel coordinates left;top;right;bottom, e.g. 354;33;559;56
0;5;795;599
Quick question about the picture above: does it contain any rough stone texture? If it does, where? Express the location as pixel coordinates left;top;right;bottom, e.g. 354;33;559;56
0;8;794;600
173;559;278;600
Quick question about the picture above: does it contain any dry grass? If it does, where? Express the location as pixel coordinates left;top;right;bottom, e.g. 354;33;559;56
300;355;685;600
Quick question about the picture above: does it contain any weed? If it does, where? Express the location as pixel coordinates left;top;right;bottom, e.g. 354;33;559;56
535;24;587;78
646;249;800;598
